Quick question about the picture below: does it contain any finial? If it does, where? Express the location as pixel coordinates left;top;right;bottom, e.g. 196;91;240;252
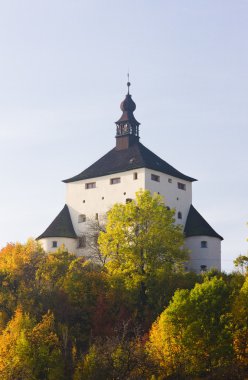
127;72;131;94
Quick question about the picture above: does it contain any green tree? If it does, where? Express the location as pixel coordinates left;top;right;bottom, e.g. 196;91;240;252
98;190;187;309
148;276;234;378
234;255;248;274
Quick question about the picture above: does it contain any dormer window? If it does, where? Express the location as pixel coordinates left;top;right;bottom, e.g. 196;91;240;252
78;214;86;223
110;177;121;185
151;174;160;182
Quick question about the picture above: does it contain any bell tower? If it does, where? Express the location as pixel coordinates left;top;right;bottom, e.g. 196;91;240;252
115;80;140;150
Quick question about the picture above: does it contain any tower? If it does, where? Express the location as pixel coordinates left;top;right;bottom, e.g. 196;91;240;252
37;82;223;273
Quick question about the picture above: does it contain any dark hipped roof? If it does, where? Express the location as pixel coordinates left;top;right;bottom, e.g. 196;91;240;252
184;205;223;240
63;142;196;183
37;204;77;240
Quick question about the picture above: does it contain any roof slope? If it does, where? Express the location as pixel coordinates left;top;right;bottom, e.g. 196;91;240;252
63;142;196;183
37;204;77;240
184;205;223;240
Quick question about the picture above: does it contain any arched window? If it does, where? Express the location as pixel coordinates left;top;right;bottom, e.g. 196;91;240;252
177;211;182;219
78;214;86;223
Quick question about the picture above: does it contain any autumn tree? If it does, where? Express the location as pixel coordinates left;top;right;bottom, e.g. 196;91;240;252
98;190;187;311
232;275;248;372
0;239;45;321
0;308;64;380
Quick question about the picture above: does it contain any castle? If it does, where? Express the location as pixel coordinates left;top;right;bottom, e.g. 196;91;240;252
37;82;223;273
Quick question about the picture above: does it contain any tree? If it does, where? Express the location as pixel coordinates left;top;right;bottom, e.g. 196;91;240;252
147;276;234;378
98;190;187;309
84;218;107;266
232;275;248;372
74;323;156;380
0;308;64;380
234;255;248;274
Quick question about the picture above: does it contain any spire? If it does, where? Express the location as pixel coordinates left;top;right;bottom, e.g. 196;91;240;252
115;79;140;150
127;72;130;94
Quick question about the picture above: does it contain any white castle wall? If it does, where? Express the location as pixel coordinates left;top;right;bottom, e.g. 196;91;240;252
40;168;221;274
65;168;193;238
185;236;221;273
65;168;145;235
144;168;192;226
39;237;78;253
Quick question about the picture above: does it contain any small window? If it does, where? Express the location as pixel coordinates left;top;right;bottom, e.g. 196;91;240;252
168;178;172;183
110;177;121;185
78;214;86;223
151;174;160;182
126;198;133;204
177;182;186;190
95;213;98;220
85;182;96;189
78;236;86;248
52;241;57;248
201;241;208;248
133;172;138;180
177;211;182;219
166;206;170;210
200;264;207;272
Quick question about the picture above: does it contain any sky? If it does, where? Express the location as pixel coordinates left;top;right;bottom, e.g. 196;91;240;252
0;0;247;272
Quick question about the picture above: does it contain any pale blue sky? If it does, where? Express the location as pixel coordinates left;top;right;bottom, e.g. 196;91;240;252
0;1;247;272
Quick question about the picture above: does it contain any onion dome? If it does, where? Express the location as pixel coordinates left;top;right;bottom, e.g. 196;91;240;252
116;81;140;127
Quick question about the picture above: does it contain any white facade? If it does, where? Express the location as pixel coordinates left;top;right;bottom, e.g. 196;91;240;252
65;168;192;235
39;237;78;253
39;167;222;274
185;236;221;272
